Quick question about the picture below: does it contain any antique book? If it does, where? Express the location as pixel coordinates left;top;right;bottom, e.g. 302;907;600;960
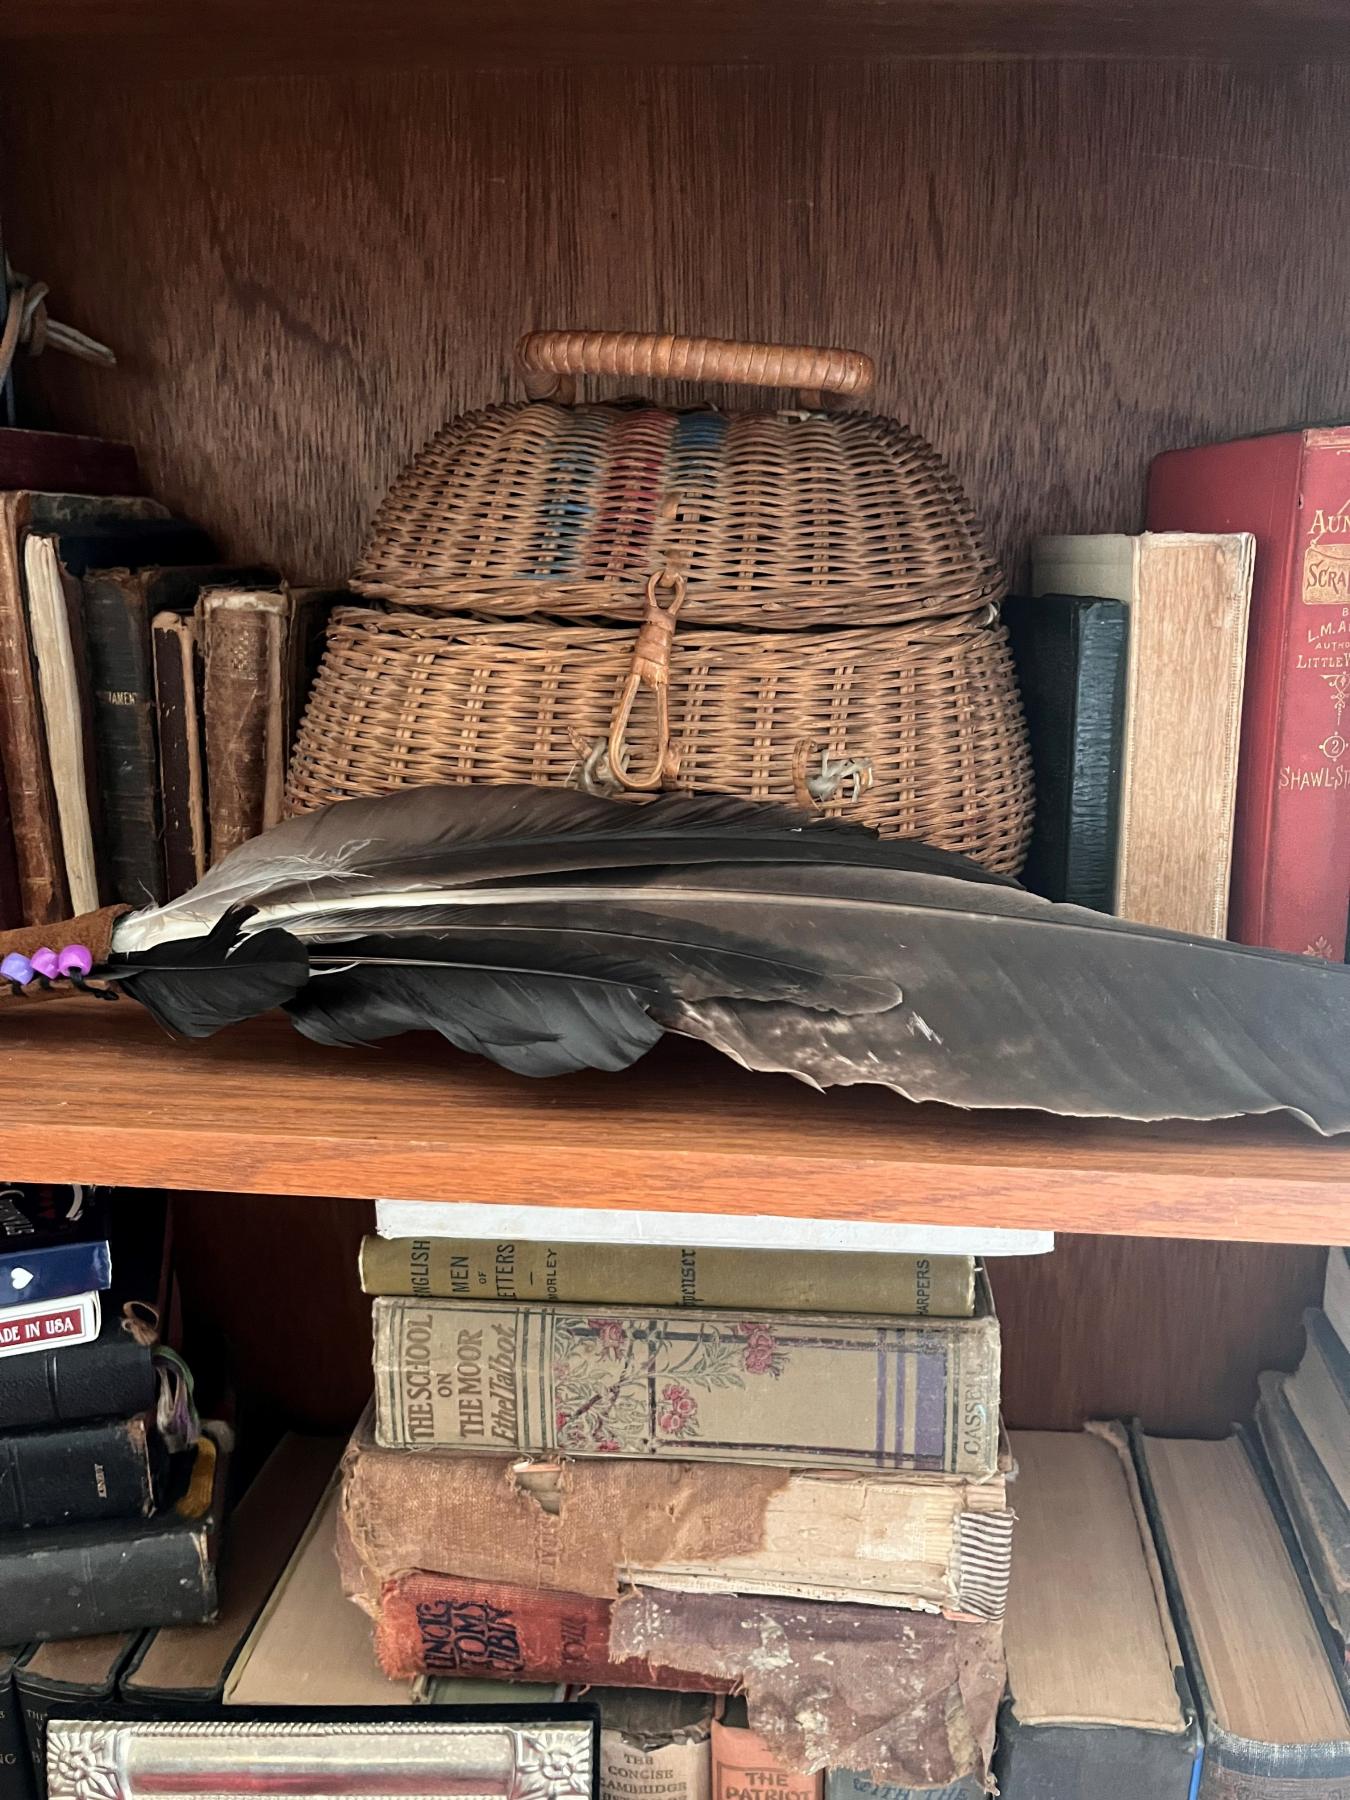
371;1275;1000;1473
1005;593;1129;911
0;1293;101;1360
0;1307;152;1430
46;1715;597;1800
21;537;100;913
1032;531;1254;937
223;1477;560;1709
373;1199;1053;1260
596;1691;713;1800
1327;1247;1350;1352
151;611;207;896
360;1237;976;1318
15;1635;138;1800
339;1407;1012;1616
995;1425;1200;1799
0;1413;157;1533
1136;1425;1350;1799
0;430;139;497
200;586;290;860
1257;1370;1350;1665
1286;1310;1350;1505
712;1707;820;1800
0;761;21;931
1148;426;1350;958
0;1644;33;1800
0;1186;110;1309
0;494;166;922
370;1578;1002;1790
825;1778;979;1800
120;1433;341;1710
0;1427;227;1642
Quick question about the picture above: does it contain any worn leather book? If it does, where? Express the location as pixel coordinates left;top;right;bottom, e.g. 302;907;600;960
0;1644;34;1800
199;587;290;861
365;1574;1002;1790
994;1425;1200;1799
0;494;167;923
1257;1371;1350;1666
0;762;21;931
0;1426;228;1642
0;429;139;497
0;1309;152;1431
0;1413;157;1534
1005;594;1128;912
120;1433;340;1710
597;1691;713;1800
1285;1310;1350;1507
1136;1424;1350;1798
372;1274;1000;1473
14;1635;139;1800
712;1707;820;1800
1032;533;1254;938
339;1407;1011;1616
1148;427;1350;958
151;611;207;897
360;1236;976;1318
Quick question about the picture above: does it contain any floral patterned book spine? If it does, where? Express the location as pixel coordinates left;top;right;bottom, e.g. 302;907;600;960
372;1285;999;1474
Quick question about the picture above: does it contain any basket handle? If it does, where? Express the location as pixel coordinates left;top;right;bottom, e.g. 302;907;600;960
517;330;874;410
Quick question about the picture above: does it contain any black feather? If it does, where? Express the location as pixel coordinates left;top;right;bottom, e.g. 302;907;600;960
102;917;309;1039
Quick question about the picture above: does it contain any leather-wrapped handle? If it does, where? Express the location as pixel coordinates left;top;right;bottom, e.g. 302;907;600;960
517;330;874;409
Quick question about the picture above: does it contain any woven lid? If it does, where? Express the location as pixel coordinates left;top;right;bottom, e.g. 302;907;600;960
354;400;1005;628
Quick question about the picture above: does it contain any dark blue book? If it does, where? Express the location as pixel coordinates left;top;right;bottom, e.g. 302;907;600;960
0;1189;110;1311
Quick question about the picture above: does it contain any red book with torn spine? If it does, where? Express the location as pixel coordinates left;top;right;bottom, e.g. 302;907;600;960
1147;426;1350;959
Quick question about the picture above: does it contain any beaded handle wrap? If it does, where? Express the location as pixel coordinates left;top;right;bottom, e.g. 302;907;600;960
517;330;875;411
0;905;128;1000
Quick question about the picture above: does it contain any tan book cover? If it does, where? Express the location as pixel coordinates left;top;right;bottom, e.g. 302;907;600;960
1032;532;1255;938
339;1406;1010;1617
359;1237;975;1319
372;1275;1000;1474
599;1692;713;1800
200;587;289;862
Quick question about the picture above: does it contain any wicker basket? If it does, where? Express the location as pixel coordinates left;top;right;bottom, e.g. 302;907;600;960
291;331;1033;870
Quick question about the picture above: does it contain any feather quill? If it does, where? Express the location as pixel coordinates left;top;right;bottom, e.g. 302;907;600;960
100;783;1350;1134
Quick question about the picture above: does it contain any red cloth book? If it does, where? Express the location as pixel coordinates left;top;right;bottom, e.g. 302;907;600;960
1147;427;1350;959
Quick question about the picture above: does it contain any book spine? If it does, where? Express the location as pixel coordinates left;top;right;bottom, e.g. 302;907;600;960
373;1571;729;1692
0;497;65;923
0;430;140;498
372;1298;999;1473
0;1296;100;1361
79;574;165;909
0;1415;154;1533
151;614;207;897
201;593;287;862
0;1335;154;1432
601;1721;710;1800
0;1521;215;1642
824;1778;980;1800
359;1238;975;1319
0;759;23;930
711;1723;822;1800
0;1242;111;1309
0;1661;35;1800
1248;437;1350;959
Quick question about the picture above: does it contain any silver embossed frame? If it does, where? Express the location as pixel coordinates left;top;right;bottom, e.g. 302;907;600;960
48;1719;595;1800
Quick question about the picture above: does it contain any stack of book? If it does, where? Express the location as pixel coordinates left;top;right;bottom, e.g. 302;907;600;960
0;1189;224;1652
0;432;336;923
337;1219;1020;1795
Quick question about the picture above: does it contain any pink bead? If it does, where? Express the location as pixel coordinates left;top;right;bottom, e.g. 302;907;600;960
57;944;94;978
29;948;59;979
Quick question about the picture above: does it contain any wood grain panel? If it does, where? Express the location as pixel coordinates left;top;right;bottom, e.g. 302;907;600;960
3;61;1348;592
1;1002;1347;1243
996;1234;1326;1432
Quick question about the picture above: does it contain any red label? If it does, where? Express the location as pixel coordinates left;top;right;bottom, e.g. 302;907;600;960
0;1302;84;1348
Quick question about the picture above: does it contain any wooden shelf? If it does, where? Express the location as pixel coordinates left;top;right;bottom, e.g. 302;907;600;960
3;1000;1346;1244
5;0;1348;82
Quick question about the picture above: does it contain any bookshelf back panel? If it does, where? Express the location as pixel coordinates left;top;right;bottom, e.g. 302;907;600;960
3;59;1349;591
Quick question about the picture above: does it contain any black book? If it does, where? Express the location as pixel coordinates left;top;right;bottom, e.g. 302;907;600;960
14;1636;139;1800
0;1425;228;1644
1005;593;1128;912
81;562;274;907
0;1647;35;1800
0;1413;158;1533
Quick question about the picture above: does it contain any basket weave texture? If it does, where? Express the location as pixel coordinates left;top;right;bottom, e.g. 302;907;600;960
287;607;1034;874
352;402;1006;628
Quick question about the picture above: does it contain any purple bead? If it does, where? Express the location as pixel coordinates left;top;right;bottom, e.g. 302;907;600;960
57;944;94;978
29;948;60;979
0;952;34;986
